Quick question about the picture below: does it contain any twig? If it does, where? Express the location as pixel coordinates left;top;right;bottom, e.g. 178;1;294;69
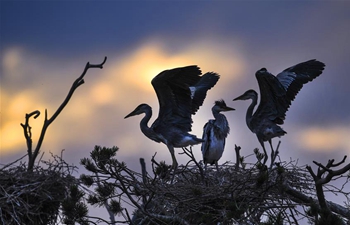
270;140;281;169
139;158;148;205
181;147;205;180
0;154;27;171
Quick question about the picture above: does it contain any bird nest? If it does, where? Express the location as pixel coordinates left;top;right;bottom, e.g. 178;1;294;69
0;155;77;225
79;145;313;224
131;159;314;224
82;146;350;224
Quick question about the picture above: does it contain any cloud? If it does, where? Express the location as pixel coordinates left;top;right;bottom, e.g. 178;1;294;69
1;38;246;164
0;89;46;151
2;47;22;76
295;125;350;153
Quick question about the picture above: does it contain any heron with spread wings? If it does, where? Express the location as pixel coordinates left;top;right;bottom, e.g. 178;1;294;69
125;66;219;169
233;59;325;165
201;100;235;171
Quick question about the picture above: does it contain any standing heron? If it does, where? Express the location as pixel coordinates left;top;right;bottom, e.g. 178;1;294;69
233;59;325;165
125;66;219;169
201;100;235;171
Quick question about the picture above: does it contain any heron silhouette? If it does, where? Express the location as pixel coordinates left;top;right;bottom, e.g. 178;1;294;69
201;100;234;171
233;59;325;165
125;66;219;169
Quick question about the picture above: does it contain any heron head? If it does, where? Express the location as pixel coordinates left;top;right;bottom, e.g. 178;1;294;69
124;104;150;119
256;67;273;78
256;68;268;74
213;99;235;112
233;89;257;101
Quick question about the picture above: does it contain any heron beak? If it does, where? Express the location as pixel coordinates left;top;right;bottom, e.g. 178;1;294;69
124;110;137;119
233;94;246;101
223;106;235;111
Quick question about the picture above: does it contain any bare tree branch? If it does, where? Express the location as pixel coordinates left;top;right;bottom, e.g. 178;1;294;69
305;156;350;224
24;57;107;171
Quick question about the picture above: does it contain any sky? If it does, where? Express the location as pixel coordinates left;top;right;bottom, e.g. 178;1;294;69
1;0;350;221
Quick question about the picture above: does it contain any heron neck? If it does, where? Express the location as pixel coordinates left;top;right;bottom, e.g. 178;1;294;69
212;109;220;119
212;110;230;138
246;97;257;131
140;106;154;137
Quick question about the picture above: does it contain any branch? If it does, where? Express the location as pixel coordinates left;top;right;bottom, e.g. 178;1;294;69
26;57;107;171
306;156;350;223
235;144;241;171
313;157;350;185
284;183;350;220
139;158;148;205
20;110;40;160
95;172;116;225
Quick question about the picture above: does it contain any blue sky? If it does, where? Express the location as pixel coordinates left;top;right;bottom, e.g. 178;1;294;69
1;1;350;220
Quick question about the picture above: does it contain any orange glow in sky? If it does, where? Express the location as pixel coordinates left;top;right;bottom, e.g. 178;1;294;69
1;38;245;158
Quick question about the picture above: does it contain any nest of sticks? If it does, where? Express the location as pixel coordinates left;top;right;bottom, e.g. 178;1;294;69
131;159;314;224
0;155;76;225
84;146;311;224
83;146;350;224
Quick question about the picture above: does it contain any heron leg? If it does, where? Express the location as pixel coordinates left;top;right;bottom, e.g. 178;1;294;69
167;145;178;170
215;161;220;172
259;140;268;165
167;145;178;184
268;139;275;168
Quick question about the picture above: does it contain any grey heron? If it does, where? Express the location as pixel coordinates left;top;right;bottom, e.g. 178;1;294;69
201;100;235;171
125;66;219;169
233;59;325;164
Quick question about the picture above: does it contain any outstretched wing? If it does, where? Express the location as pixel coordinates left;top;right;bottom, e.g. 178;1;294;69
254;70;288;125
151;66;202;132
276;59;325;109
254;59;325;125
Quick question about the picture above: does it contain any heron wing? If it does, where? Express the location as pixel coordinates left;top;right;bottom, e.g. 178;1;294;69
276;59;325;109
190;72;220;114
201;120;213;160
151;65;202;132
254;59;325;125
254;71;288;125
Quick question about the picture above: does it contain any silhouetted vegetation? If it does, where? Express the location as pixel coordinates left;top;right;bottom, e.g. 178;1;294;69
1;58;349;225
79;145;350;225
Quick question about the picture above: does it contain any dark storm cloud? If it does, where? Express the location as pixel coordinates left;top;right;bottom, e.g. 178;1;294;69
3;1;345;55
